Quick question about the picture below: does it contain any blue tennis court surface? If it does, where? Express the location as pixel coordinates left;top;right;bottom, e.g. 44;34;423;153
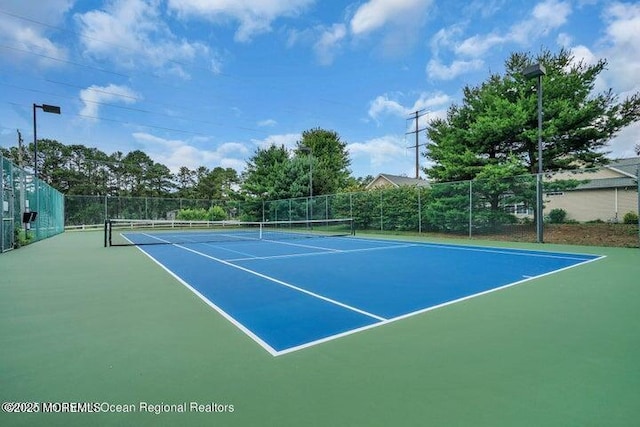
134;235;603;356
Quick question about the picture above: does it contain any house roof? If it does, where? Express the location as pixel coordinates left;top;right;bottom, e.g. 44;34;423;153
575;157;639;190
608;157;640;177
365;173;430;190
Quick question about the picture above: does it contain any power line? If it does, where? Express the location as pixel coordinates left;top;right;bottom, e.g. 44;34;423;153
0;8;408;146
2;83;267;137
0;45;129;78
0;8;231;80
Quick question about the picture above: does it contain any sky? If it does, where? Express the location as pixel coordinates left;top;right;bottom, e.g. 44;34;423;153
1;0;639;179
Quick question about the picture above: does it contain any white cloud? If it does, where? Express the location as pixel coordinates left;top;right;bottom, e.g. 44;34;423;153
455;0;572;58
463;0;507;18
350;0;432;35
167;0;314;43
430;26;464;57
0;0;72;67
427;58;484;80
552;3;640;159
369;95;408;119
132;132;250;172
607;121;640;159
368;92;451;120
557;3;639;98
257;119;278;127
347;135;406;168
601;2;640;93
75;0;209;75
250;133;301;150
349;0;433;57
314;24;347;66
79;84;140;118
287;23;346;65
532;0;571;29
455;33;505;57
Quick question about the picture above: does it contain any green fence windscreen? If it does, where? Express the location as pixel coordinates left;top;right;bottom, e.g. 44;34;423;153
0;153;65;252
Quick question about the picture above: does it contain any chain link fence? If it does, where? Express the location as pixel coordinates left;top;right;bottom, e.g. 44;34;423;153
64;162;640;248
64;195;262;228
1;153;65;252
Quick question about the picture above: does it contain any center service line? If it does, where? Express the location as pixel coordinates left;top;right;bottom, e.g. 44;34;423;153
173;243;388;322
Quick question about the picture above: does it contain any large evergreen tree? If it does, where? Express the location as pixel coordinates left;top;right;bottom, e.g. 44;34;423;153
241;144;291;200
295;128;351;195
426;48;640;182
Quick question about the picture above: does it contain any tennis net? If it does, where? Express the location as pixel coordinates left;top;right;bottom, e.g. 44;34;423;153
104;218;355;247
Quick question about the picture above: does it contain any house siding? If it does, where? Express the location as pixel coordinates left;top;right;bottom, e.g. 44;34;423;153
545;187;638;222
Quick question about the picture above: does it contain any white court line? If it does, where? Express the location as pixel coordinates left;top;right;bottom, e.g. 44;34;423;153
274;254;607;356
172;243;387;322
130;232;605;357
227;243;420;262
140;232;260;259
261;238;343;252
338;235;598;261
135;247;281;356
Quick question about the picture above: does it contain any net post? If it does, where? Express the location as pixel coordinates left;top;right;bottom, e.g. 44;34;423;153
104;219;108;247
259;222;263;240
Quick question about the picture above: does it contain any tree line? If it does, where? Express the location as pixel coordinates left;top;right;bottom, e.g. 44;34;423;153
2;48;638;230
1;128;365;203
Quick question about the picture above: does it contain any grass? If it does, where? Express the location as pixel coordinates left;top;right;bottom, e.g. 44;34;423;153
1;231;639;426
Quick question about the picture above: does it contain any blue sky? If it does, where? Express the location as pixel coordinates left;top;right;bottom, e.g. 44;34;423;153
1;0;639;179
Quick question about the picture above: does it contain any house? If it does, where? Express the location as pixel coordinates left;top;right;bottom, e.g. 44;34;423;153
365;173;430;190
544;157;639;222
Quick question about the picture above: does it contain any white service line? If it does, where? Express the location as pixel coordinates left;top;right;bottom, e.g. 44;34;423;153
173;243;388;322
227;243;420;262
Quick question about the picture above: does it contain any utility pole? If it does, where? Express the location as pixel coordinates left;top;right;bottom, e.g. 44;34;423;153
406;109;428;179
17;129;24;167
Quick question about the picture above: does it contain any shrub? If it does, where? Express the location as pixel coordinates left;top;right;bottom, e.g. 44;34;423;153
585;219;605;224
208;206;227;221
623;211;639;224
176;208;208;221
547;208;567;224
176;206;227;221
14;228;32;248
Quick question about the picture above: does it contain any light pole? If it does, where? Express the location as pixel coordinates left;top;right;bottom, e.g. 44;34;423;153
32;103;61;238
299;145;313;221
523;63;546;243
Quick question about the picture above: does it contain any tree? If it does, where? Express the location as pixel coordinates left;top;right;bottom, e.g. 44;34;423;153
174;166;196;198
107;151;126;195
295;128;351;195
146;163;175;196
426;48;640;181
118;150;176;196
194;167;239;200
241;144;290;200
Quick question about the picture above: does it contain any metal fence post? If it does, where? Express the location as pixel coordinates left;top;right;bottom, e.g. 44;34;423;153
417;187;422;233
380;191;383;231
349;193;353;219
325;195;329;221
469;180;473;238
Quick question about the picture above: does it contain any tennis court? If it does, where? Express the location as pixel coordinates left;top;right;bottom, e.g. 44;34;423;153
2;229;639;426
107;219;602;356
